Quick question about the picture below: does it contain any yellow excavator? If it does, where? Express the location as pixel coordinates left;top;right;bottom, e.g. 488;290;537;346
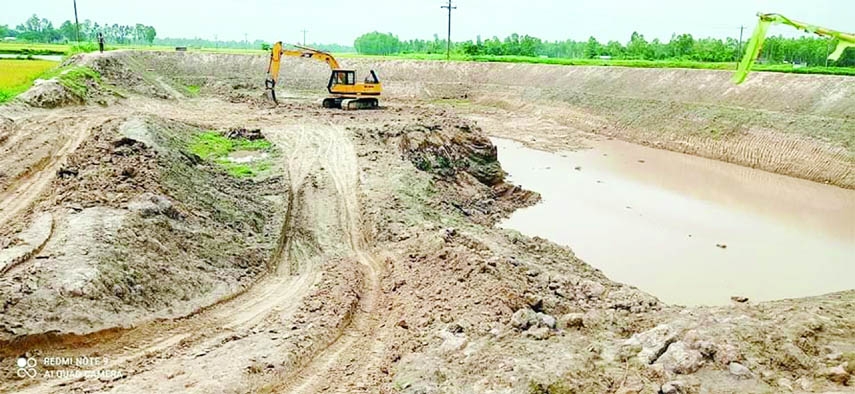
265;42;382;110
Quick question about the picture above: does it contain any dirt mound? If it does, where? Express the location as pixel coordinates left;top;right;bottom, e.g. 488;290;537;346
17;79;85;108
381;116;540;225
224;127;263;140
0;115;286;342
398;117;505;185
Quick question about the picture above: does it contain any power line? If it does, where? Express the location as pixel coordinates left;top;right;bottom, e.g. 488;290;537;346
440;0;457;60
73;0;80;43
736;25;744;63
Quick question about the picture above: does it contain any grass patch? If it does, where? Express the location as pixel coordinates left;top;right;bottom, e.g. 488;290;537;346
189;131;274;178
54;66;101;97
186;85;200;96
0;58;59;103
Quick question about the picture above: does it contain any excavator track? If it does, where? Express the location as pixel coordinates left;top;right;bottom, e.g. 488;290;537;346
323;97;380;110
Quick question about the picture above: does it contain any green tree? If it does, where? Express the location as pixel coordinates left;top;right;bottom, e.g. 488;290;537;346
483;37;504;55
604;40;625;57
584;36;601;58
627;31;650;59
671;33;694;58
58;20;77;42
520;35;542;57
354;32;401;55
144;26;156;45
460;41;481;56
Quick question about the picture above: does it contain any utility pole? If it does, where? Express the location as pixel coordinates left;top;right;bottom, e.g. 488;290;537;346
73;0;80;43
301;29;308;46
736;25;744;63
440;0;456;60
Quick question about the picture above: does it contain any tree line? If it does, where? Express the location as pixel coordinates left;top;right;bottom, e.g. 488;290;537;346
354;31;855;67
1;14;156;45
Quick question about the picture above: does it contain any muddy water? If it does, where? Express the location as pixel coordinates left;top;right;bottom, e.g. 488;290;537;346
494;137;855;306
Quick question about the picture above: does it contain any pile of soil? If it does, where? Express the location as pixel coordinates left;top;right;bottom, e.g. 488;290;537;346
224;127;263;140
0;115;286;342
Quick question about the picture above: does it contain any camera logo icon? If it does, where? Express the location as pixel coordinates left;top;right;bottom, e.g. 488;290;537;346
16;357;37;379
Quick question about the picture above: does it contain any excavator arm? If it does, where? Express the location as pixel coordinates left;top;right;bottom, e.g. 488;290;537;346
733;13;855;84
265;41;340;92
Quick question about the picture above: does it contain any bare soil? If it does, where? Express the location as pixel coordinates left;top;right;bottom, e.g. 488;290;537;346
0;51;852;394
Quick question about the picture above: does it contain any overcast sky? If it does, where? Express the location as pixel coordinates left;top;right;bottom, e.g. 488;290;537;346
2;1;851;45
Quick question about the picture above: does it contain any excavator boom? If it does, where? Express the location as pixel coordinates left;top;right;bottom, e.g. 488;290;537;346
733;13;854;84
265;41;381;109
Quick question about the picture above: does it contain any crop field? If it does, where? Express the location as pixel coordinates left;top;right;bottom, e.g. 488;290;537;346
0;59;58;102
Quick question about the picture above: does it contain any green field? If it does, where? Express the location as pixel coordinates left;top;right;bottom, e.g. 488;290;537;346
0;42;266;56
0;59;59;103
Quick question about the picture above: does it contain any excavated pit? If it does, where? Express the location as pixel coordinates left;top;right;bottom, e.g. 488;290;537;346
0;51;853;393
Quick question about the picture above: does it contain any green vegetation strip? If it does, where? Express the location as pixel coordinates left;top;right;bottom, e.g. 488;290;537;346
189;132;274;178
0;42;266;57
0;59;59;103
42;66;102;97
340;52;855;76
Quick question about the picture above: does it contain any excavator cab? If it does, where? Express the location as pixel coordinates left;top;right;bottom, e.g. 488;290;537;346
329;70;356;89
326;69;381;109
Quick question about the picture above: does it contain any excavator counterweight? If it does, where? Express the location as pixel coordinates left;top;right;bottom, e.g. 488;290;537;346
265;42;381;110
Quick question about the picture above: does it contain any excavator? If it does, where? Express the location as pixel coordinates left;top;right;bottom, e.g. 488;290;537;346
265;42;382;110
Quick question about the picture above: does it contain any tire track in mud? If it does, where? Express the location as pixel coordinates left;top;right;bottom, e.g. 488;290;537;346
2;123;328;394
0;112;108;230
275;125;387;394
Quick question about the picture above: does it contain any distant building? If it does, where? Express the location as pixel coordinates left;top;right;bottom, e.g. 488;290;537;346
598;55;612;60
3;37;17;41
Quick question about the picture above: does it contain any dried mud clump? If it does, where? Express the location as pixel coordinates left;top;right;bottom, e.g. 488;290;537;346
394;117;540;224
54;121;161;209
398;119;504;185
18;79;86;108
224;127;264;140
0;115;14;146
